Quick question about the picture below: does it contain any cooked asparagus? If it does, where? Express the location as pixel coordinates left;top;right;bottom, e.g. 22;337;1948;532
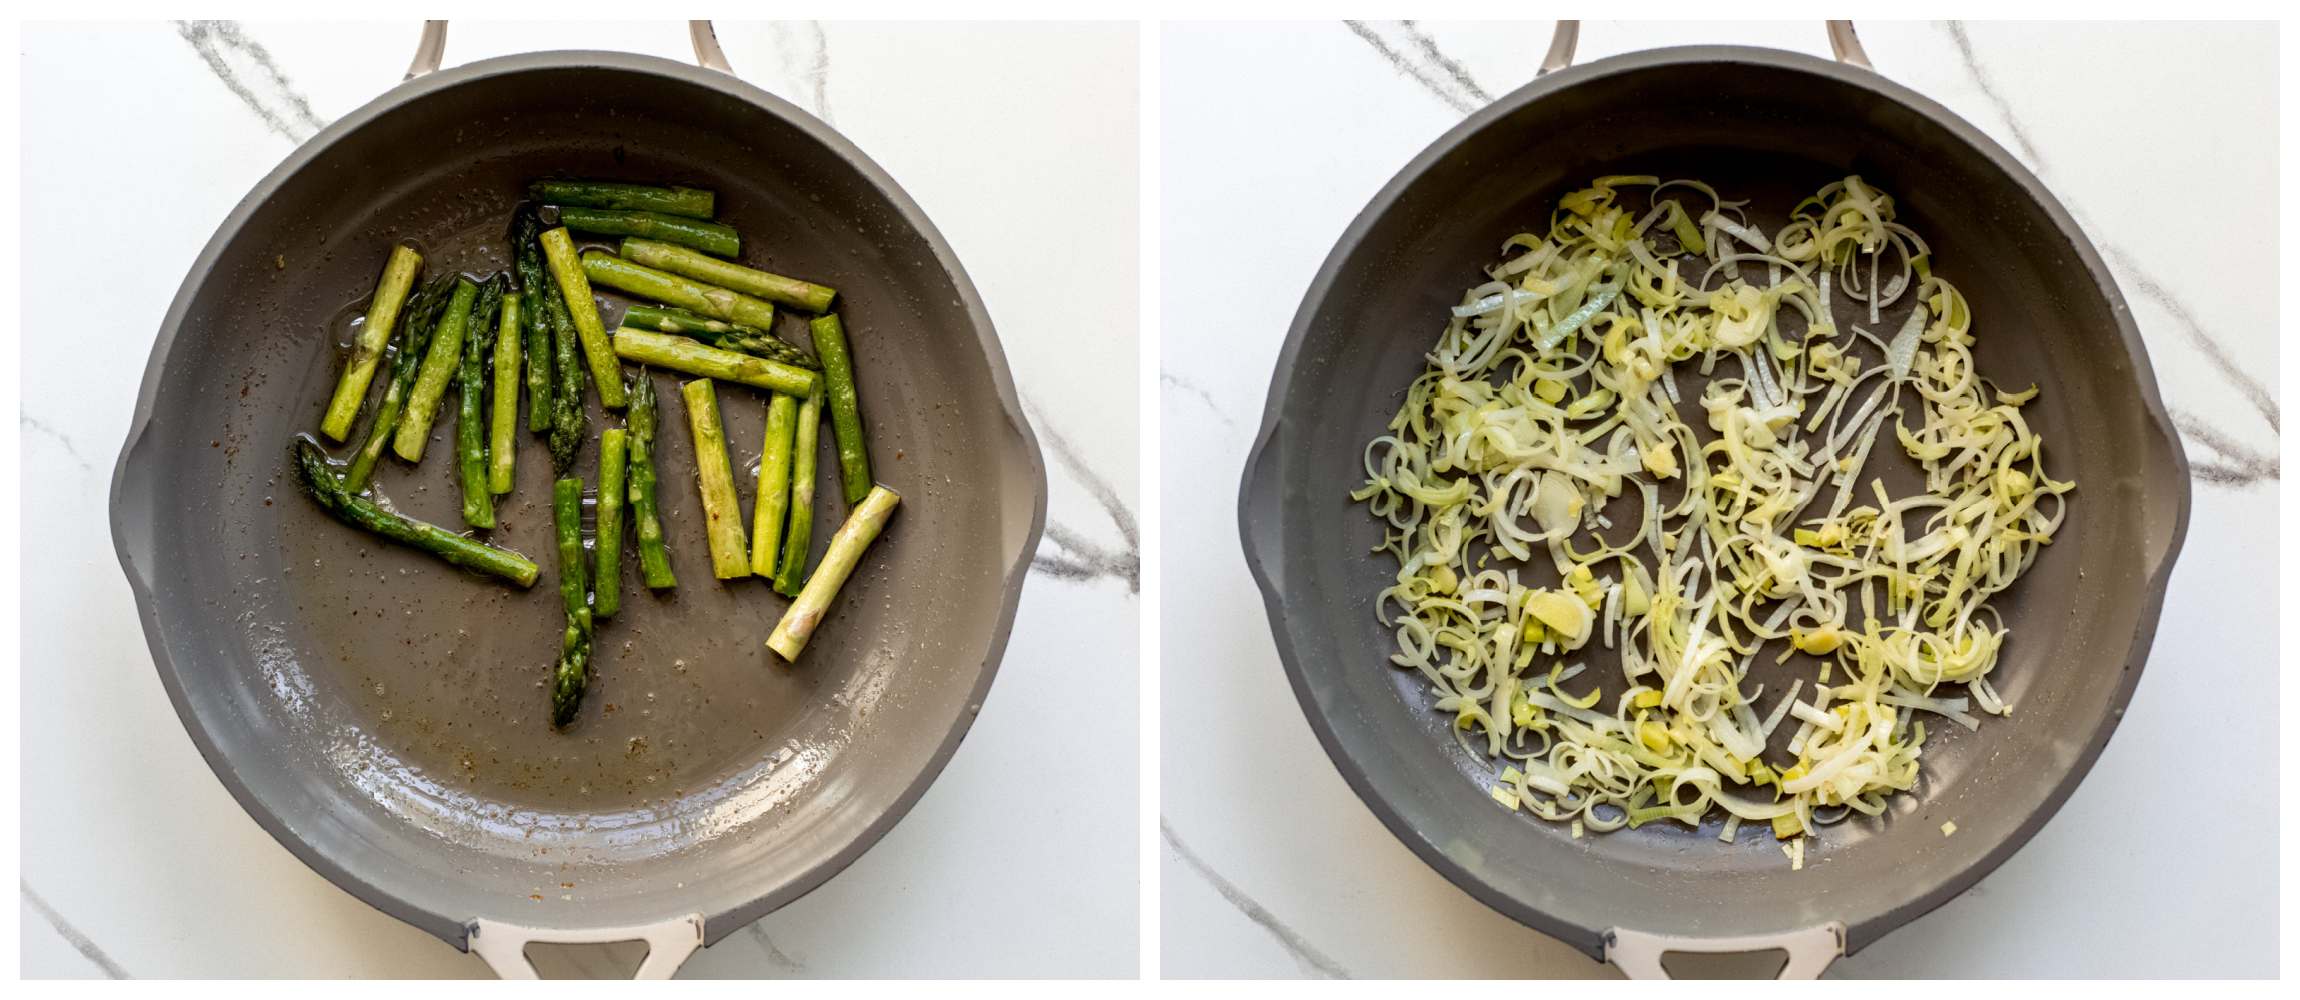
557;208;738;258
488;291;521;494
294;440;538;587
596;425;627;618
628;371;677;589
622;237;836;314
612;328;817;396
681;378;751;579
343;274;453;493
579;252;777;328
394;277;479;462
767;485;900;660
528;180;714;219
545;270;588;475
772;387;823;597
751;392;799;577
809;313;872;506
321;245;423;441
513;207;553;432
455;276;505;528
622;304;820;370
540;227;626;409
550;476;593;727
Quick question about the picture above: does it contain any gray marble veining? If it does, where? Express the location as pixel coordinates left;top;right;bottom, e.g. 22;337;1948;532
174;20;325;142
1161;822;1348;979
22;882;131;980
1343;20;1493;114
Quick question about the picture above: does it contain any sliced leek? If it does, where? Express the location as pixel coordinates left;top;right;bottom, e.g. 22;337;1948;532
1353;174;2072;850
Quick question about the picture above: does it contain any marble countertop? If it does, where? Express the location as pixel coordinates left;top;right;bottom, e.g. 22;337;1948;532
20;20;1139;978
1158;20;2277;978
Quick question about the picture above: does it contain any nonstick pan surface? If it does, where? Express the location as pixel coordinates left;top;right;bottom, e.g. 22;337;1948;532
1239;46;2187;963
111;51;1045;951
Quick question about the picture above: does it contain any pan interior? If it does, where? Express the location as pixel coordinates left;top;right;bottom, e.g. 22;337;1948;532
1258;51;2178;954
117;57;1038;943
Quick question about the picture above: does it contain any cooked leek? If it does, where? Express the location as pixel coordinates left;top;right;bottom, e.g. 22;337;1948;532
1353;174;2072;848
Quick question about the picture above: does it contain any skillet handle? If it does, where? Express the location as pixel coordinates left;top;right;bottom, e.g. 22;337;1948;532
1537;20;1873;76
466;914;704;979
1604;923;1845;979
403;20;736;79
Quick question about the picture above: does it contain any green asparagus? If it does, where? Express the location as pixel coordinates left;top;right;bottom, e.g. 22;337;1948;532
628;371;677;589
541;227;626;409
545;268;588;475
682;378;751;579
513;207;553;433
558;208;738;258
622;304;820;370
294;440;538;587
612;328;817;396
394;277;480;462
528;180;714;219
579;252;777;328
550;476;593;728
809;313;873;506
751;392;799;577
596;425;627;618
343;274;453;493
488;291;521;494
773;387;824;597
456;276;505;528
768;485;899;660
321;245;423;441
622;237;836;314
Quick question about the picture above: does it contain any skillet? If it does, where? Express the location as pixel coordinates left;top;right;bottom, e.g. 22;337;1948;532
1237;23;2188;978
111;24;1046;978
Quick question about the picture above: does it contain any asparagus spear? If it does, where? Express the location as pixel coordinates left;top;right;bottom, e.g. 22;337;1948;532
612;328;817;396
488;291;521;494
622;304;821;370
767;485;900;660
596;426;627;618
681;378;751;579
751;392;799;577
622;237;837;314
550;476;593;728
394;277;480;462
545;269;588;475
772;387;823;597
455;276;505;528
557;208;738;258
513;207;553;433
809;313;873;506
527;180;714;219
628;371;677;589
343;274;453;493
294;440;538;587
540;227;626;410
580;252;777;328
321;245;424;441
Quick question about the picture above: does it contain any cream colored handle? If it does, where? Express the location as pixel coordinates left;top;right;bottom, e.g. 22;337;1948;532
404;20;734;80
1537;20;1872;76
1605;922;1845;979
466;914;704;980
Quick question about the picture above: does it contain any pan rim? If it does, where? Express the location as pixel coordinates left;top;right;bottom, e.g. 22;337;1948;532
1235;43;2190;962
109;49;1049;952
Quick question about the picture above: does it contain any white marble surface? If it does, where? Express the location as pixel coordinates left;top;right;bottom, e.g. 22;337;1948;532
1159;21;2277;978
20;20;1139;978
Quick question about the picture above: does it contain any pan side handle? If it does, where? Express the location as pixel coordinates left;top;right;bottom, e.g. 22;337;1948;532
467;914;704;979
1236;420;1289;602
1536;21;1873;76
1605;923;1845;979
403;20;736;80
